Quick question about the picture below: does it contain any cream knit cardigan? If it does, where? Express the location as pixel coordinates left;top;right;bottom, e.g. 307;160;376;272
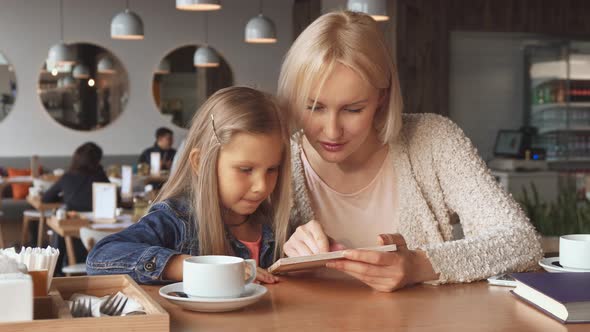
289;113;543;284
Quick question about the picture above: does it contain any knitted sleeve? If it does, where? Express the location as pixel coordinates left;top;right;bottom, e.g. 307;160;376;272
421;115;543;283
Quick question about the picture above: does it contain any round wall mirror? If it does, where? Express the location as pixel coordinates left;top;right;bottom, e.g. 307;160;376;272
38;43;129;131
152;45;233;128
0;52;17;123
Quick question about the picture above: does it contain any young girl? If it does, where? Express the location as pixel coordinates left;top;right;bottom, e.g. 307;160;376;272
87;87;291;284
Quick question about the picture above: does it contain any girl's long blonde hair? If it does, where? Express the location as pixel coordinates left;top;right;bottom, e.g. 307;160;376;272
278;10;403;144
156;86;292;260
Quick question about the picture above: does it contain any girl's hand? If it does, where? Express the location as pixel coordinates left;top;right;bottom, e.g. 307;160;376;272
283;220;346;257
245;264;279;284
163;254;191;281
325;234;439;292
255;267;280;284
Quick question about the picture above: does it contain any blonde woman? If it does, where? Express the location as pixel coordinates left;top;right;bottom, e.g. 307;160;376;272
87;87;291;284
278;11;543;292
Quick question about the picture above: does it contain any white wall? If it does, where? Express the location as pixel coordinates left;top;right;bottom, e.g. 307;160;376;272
321;0;394;52
449;32;533;161
0;0;293;157
322;0;346;13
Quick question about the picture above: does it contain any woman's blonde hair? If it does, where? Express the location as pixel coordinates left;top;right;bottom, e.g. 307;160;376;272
278;10;403;143
156;86;292;260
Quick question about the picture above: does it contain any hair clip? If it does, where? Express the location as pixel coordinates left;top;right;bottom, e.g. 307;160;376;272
210;114;221;144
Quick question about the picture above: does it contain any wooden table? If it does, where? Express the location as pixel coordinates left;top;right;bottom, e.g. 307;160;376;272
0;175;59;201
0;176;34;210
46;215;135;267
0;176;37;247
0;175;59;247
47;216;91;267
26;195;63;246
145;174;169;183
141;274;589;332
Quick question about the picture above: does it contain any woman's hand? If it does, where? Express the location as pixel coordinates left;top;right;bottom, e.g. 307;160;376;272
283;220;346;257
326;234;439;292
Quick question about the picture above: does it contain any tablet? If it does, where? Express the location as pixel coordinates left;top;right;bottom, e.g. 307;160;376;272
267;244;398;274
487;273;517;287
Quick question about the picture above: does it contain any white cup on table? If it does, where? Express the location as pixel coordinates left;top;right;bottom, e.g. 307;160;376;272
183;255;256;298
559;234;590;269
55;208;66;220
28;187;41;197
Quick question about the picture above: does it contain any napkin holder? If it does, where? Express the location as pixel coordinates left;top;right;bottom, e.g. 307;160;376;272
0;273;33;323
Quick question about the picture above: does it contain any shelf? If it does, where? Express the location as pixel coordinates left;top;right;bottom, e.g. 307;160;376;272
547;157;590;163
531;78;560;89
532;102;590;113
538;126;590;134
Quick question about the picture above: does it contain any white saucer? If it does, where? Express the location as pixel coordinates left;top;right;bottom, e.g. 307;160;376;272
159;282;267;313
538;257;590;273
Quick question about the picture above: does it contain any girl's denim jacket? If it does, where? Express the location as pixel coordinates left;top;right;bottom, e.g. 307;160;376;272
86;197;276;284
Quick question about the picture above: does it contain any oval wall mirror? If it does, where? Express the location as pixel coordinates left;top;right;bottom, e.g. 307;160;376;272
152;44;233;128
0;52;17;123
38;42;129;131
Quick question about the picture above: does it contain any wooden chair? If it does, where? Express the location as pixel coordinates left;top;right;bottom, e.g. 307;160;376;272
62;227;111;276
21;209;53;247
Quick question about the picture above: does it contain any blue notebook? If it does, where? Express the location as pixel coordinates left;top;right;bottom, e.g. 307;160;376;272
510;272;590;324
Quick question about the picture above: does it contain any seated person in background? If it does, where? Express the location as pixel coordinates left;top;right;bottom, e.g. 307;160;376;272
43;142;109;210
42;142;109;275
138;127;177;171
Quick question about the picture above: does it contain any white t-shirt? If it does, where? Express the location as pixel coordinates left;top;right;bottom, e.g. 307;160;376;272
301;149;398;249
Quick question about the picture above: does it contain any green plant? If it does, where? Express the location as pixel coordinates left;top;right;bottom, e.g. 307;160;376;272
517;183;590;236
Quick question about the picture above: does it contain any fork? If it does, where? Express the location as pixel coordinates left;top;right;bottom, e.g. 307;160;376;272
71;298;92;318
100;294;128;316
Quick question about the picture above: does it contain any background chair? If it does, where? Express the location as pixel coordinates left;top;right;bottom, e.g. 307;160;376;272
61;227;111;276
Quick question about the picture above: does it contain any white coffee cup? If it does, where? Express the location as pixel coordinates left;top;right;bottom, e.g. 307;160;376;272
559;234;590;270
55;208;66;220
28;187;41;197
183;255;256;298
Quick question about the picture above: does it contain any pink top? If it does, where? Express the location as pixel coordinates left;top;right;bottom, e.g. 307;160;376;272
301;149;398;249
240;236;262;266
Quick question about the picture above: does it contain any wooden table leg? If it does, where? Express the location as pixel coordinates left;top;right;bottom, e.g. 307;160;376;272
0;224;5;248
37;213;45;247
64;236;77;276
0;185;5;248
21;215;30;246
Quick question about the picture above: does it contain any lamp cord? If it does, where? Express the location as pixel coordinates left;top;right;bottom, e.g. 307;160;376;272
204;12;208;45
59;0;64;41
